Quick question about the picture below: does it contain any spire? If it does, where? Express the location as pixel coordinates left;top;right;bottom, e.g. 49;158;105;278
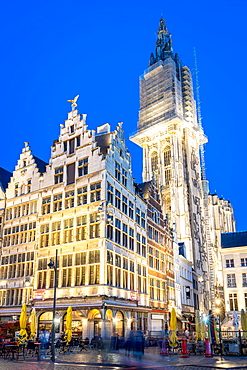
149;19;174;66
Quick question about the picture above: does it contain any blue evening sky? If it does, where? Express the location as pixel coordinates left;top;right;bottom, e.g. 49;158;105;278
1;0;246;231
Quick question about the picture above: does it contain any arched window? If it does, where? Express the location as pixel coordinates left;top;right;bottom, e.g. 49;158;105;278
151;152;158;173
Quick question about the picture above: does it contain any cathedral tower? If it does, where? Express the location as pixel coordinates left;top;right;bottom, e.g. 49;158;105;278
130;19;209;310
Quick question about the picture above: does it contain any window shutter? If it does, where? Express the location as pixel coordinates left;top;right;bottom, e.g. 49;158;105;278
67;163;75;185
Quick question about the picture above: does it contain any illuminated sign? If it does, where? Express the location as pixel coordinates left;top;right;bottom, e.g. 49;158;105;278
34;290;45;300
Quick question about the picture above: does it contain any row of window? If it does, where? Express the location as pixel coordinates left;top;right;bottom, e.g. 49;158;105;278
0;262;33;280
147;225;164;244
42;182;101;214
0;289;31;307
1;252;34;265
226;258;247;268
54;157;88;185
4;222;36;235
37;265;100;289
115;162;128;187
106;222;146;255
6;202;37;220
38;251;100;271
107;183;146;226
14;180;32;197
227;273;247;288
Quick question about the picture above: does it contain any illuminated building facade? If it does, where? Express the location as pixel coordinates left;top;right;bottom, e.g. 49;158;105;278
130;19;210;315
207;194;236;304
221;232;247;320
135;181;174;330
0;108;174;338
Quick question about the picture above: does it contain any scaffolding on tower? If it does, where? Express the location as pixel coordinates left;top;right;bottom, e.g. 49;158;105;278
193;48;215;310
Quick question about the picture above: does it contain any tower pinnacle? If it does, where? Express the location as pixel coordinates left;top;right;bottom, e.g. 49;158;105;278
149;19;174;66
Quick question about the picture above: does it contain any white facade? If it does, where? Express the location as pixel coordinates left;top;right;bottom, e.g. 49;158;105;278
221;232;247;317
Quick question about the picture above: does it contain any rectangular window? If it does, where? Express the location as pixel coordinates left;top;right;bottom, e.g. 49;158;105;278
67;162;75;185
107;183;114;204
90;182;101;202
122;223;128;248
115;267;121;287
129;227;134;251
78;158;88;177
115;162;121;181
122;168;127;187
107;265;113;285
53;193;62;212
148;226;153;239
122;195;128;214
241;258;247;267
55;166;64;184
42;196;51;215
76;136;81;147
76;216;87;241
77;186;87;205
243;273;247;287
123;270;128;289
40;224;49;248
69;138;75;154
115;218;121;244
65;190;75;209
89;213;100;238
227;274;236;288
115;254;121;267
141;212;146;228
75;266;86;286
51;222;61;246
226;259;234;268
129;201;134;219
107;250;113;265
62;268;72;287
64;218;74;243
229;293;238;311
115;190;121;209
136;208;140;225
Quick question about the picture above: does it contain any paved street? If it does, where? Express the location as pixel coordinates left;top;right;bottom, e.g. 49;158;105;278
0;347;247;369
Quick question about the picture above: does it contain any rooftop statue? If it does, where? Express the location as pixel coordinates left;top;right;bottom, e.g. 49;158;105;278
67;95;79;110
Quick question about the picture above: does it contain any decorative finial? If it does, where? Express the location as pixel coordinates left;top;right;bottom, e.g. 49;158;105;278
67;95;79;110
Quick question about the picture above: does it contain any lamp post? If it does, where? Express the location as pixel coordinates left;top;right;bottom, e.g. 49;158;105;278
215;298;222;356
48;249;58;363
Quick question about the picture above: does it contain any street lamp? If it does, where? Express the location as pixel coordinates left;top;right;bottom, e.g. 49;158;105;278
48;249;58;363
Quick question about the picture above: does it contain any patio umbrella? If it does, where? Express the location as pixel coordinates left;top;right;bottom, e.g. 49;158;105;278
18;303;27;343
169;308;177;347
232;310;239;332
65;306;72;344
200;314;206;340
241;309;247;339
195;310;201;341
207;310;216;345
30;308;37;340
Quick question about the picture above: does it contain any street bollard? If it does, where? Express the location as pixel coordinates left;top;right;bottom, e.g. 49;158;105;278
205;338;213;357
160;338;169;356
180;338;190;358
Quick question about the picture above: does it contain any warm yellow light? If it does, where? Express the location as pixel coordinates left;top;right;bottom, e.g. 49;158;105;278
215;308;220;314
215;298;221;306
